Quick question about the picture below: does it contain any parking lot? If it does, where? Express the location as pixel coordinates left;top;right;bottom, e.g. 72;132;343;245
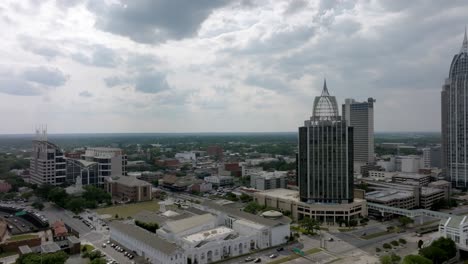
0;211;37;234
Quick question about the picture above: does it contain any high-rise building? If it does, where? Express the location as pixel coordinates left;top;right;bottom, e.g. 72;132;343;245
30;130;66;186
298;80;354;204
442;29;468;187
342;98;375;173
81;147;127;186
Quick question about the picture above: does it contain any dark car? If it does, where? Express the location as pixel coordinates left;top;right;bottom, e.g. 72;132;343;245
254;258;261;263
276;247;284;252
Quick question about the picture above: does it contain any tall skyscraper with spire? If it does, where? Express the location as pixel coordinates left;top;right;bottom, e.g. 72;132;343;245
298;80;354;203
442;28;468;187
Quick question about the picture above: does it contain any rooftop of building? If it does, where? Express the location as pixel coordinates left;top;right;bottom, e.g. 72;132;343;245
421;187;445;196
257;188;299;202
85;147;123;152
393;173;430;179
442;215;468;229
365;190;413;202
253;171;287;179
106;176;151;187
201;200;291;227
428;180;450;186
183;226;234;243
163;213;216;234
110;221;180;255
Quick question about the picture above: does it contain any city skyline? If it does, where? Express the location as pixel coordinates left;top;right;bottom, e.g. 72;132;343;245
1;1;468;133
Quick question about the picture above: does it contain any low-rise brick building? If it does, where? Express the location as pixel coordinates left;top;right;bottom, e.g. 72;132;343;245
105;176;152;202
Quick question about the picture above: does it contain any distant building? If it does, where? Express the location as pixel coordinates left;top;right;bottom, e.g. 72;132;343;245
442;29;468;187
422;148;431;168
30;135;66;186
204;176;233;187
81;147;127;186
206;145;223;161
190;182;212;193
298;80;353;203
399;155;421;173
392;173;431;186
342;97;375;173
250;171;287;190
430;146;442;168
175;152;197;162
155;159;180;168
105;176;152;202
52;221;68;241
0;180;12;193
241;165;263;178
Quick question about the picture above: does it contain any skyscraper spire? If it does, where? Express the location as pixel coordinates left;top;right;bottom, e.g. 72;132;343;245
461;26;468;53
321;78;329;96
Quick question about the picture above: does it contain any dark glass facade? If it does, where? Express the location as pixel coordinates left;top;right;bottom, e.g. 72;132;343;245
298;80;354;204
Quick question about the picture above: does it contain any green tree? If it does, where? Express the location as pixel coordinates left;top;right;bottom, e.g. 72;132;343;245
349;219;358;227
399;238;407;244
32;201;44;210
65;198;85;214
90;258;106;264
299;218;320;235
380;255;393;264
391;240;399;247
151;180;159;187
20;191;33;201
398;216;414;227
376;247;381;253
135;220;159;233
243;202;263;214
240;193;252;203
420;237;456;263
16;251;69;264
402;255;432;264
383;243;392;250
48;187;69;207
418;240;424;249
82;186;111;204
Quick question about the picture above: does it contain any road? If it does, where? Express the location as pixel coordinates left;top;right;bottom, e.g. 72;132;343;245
40;203;91;235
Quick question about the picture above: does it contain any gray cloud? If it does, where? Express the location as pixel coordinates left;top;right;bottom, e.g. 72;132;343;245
87;0;231;43
105;72;171;94
21;66;68;87
71;45;120;68
18;36;63;59
135;72;170;94
79;91;92;97
245;74;287;92
0;79;40;96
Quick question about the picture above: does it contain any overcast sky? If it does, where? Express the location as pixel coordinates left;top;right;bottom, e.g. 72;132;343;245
0;0;467;134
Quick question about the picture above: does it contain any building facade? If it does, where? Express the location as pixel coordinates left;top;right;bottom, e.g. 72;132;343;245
342;98;375;172
250;171;287;190
298;80;354;204
30;139;66;186
105;176;152;202
81;147;127;186
442;29;468;187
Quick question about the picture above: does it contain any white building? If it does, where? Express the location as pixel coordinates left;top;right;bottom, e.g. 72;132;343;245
204;176;233;187
110;221;185;264
157;214;217;242
377;156;396;172
81;147;127;186
241;165;263;178
250;171;287;190
175;152;197;163
368;170;397;180
399;155;421;173
439;216;468;250
195;201;290;249
422;148;431;168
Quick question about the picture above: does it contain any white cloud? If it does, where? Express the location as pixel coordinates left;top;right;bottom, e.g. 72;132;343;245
0;0;467;133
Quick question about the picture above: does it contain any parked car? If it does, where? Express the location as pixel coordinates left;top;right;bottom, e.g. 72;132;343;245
269;254;277;258
276;247;284;252
254;258;261;263
245;257;253;262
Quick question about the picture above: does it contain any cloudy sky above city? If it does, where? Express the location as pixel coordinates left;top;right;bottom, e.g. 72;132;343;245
1;0;467;133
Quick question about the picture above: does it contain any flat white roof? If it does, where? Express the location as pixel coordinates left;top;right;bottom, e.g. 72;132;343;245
183;226;233;243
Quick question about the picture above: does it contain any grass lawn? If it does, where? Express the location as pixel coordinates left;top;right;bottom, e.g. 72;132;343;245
361;230;393;240
7;234;37;242
94;200;160;218
81;244;95;252
268;248;322;264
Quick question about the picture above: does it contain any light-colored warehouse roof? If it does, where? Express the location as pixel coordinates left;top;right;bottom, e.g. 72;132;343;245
110;221;179;255
164;213;215;234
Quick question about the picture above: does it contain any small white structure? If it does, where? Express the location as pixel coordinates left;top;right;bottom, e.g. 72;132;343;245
175;152;197;162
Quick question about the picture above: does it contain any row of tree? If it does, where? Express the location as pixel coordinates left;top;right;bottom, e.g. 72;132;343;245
135;220;159;233
34;185;111;214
